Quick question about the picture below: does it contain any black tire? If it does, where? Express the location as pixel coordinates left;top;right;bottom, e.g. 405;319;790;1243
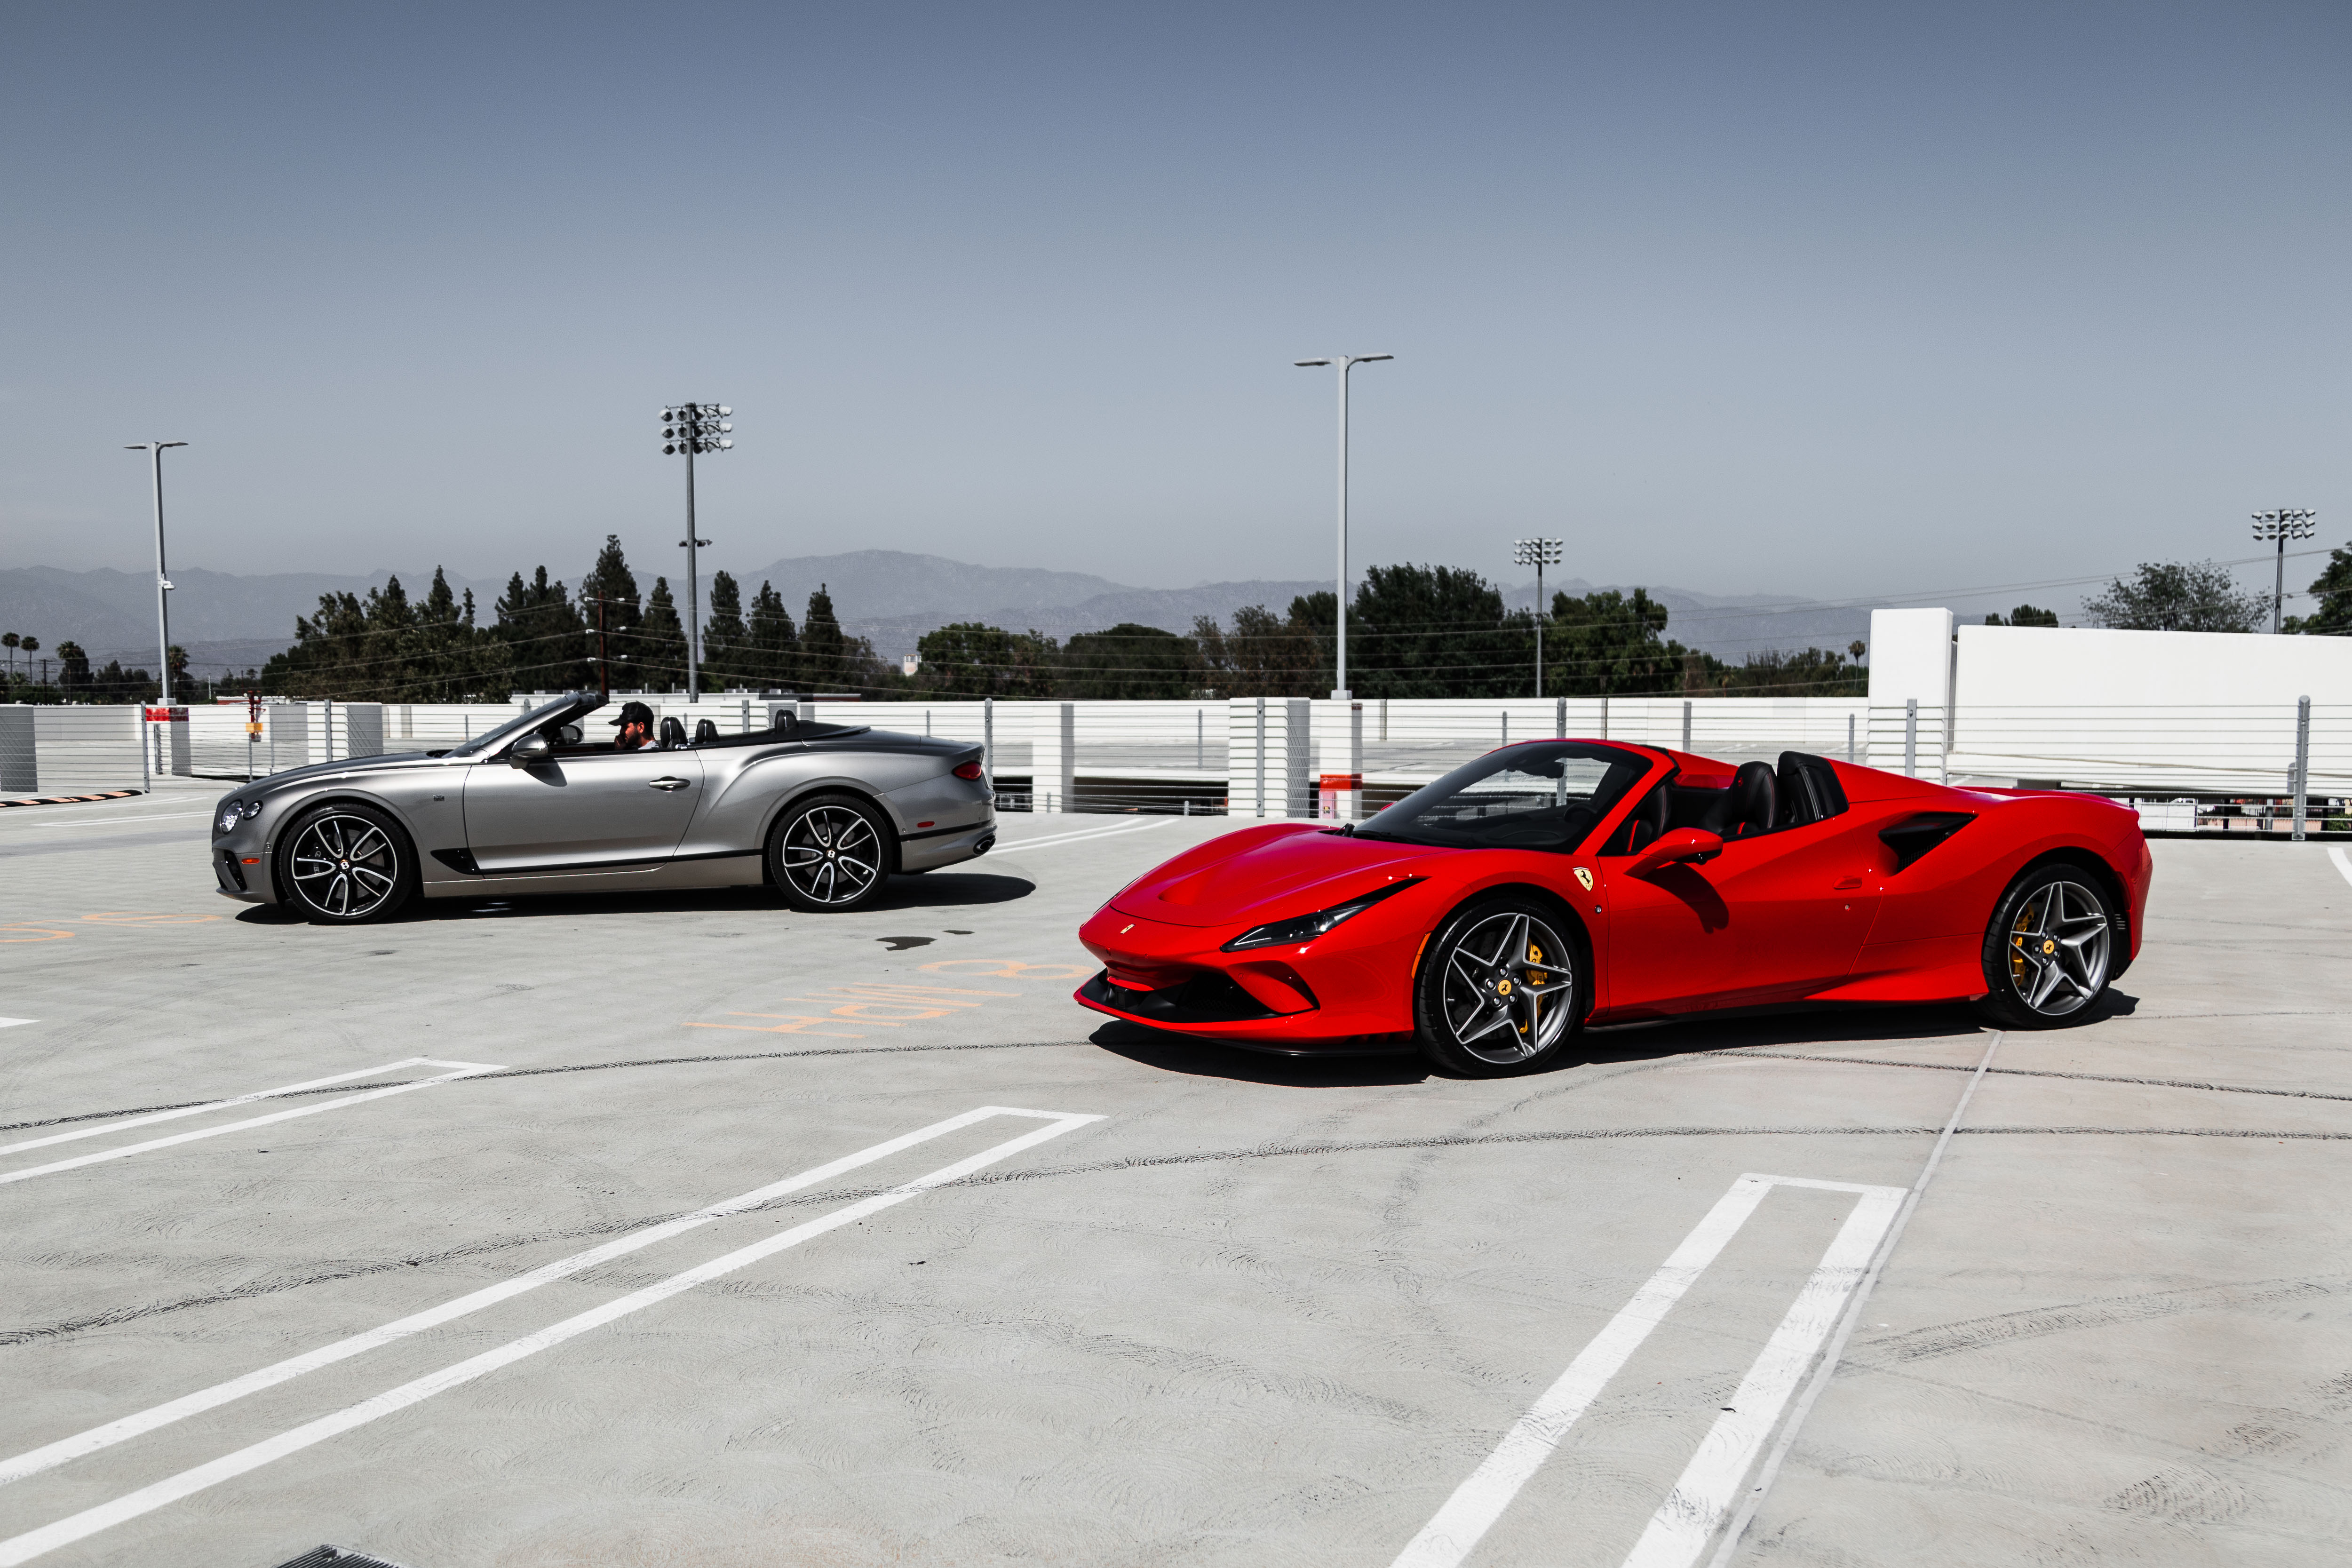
1411;894;1589;1077
276;803;416;924
768;793;895;913
1975;860;2117;1029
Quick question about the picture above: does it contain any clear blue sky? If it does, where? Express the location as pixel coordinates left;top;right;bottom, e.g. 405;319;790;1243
4;2;2346;615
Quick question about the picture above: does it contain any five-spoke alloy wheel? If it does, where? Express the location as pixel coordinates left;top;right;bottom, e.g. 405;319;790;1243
1977;862;2115;1027
1412;895;1587;1076
770;793;894;912
277;803;414;924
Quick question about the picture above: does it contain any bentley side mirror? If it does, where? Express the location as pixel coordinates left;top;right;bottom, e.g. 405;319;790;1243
1629;827;1723;875
509;732;554;767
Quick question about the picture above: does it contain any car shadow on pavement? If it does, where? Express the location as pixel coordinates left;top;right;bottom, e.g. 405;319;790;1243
1088;1021;1434;1087
234;871;1036;924
1089;993;2146;1087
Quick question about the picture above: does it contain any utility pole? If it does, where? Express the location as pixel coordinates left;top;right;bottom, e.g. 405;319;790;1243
1293;355;1392;698
124;441;189;704
1513;538;1563;697
2251;509;2317;632
661;404;733;698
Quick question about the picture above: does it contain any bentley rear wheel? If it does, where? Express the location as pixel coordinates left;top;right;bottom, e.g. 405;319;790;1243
770;794;894;912
277;804;415;924
1412;895;1587;1077
1976;862;2115;1028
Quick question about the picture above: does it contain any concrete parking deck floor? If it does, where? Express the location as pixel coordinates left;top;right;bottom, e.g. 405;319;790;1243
0;786;2346;1567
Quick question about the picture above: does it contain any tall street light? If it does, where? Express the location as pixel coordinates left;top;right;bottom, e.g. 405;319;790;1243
124;441;188;704
1295;354;1392;699
661;404;733;699
1513;537;1563;697
2251;508;2317;633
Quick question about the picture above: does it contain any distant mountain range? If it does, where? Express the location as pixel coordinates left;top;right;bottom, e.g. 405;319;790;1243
0;551;1872;678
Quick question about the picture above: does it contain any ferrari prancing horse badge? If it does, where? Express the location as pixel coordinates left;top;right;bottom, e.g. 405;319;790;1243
1572;867;1595;891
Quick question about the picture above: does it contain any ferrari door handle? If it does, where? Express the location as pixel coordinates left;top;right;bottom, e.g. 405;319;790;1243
648;776;691;791
1834;876;1864;890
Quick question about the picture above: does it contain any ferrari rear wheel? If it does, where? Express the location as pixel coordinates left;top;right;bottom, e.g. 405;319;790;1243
277;803;415;924
770;793;893;912
1412;895;1587;1077
1976;862;2115;1029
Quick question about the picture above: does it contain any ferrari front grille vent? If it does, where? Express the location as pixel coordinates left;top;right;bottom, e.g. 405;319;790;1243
1878;812;1975;873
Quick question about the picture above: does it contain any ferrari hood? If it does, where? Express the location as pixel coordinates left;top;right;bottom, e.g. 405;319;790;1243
1112;825;1447;928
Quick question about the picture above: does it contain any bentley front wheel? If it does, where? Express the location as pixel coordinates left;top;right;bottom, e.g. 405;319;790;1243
277;804;415;924
1412;896;1586;1077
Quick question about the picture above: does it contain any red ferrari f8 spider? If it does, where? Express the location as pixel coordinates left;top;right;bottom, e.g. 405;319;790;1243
1076;741;2151;1075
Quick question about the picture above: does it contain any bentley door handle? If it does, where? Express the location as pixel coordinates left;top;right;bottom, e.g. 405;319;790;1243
648;777;691;791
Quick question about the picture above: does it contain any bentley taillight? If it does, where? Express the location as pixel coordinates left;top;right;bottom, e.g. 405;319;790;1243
953;761;984;781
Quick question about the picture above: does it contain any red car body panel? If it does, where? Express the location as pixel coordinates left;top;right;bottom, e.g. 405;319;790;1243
1075;741;2152;1052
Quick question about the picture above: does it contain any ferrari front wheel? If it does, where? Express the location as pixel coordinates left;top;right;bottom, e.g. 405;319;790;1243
1412;896;1587;1077
1975;862;2115;1029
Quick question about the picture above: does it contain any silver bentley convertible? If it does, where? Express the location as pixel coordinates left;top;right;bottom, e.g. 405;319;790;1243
208;693;997;923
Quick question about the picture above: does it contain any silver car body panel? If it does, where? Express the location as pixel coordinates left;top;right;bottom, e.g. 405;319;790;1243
208;693;994;907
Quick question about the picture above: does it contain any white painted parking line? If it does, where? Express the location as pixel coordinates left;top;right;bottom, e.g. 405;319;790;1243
1389;1172;1907;1568
1621;1185;1904;1568
0;1019;32;1030
2329;846;2352;888
993;819;1174;852
0;1058;503;1186
0;1104;1100;1565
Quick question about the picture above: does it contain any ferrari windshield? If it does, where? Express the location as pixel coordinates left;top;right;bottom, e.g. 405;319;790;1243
447;694;597;758
1356;741;1648;852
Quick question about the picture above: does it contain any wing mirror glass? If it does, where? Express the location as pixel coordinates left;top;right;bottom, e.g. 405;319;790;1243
509;732;554;767
1629;827;1723;874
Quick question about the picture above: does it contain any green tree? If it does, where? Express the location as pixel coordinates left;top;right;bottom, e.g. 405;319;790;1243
1058;622;1199;699
639;577;689;691
802;583;848;692
2285;541;2352;635
1720;647;1867;696
2082;561;2262;632
1347;563;1534;699
1984;603;2060;628
914;622;1060;697
580;534;643;691
702;570;748;687
491;567;587;693
1547;588;1688;695
1192;604;1324;697
744;581;800;690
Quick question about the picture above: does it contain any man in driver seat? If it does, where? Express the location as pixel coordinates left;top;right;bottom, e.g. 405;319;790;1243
609;700;656;752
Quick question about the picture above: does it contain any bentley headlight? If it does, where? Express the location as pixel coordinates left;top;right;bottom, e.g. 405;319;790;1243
217;801;246;834
1221;878;1422;952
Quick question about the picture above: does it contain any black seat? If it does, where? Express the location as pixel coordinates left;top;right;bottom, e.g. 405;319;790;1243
657;716;688;750
1619;784;1670;852
1724;760;1777;837
693;718;719;744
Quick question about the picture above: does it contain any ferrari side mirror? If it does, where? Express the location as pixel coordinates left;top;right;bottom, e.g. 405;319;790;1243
509;732;554;767
1629;827;1723;875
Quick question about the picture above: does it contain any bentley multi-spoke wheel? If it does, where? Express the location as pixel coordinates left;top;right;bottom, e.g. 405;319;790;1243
1977;863;2115;1028
1412;896;1586;1076
278;804;413;924
770;794;894;912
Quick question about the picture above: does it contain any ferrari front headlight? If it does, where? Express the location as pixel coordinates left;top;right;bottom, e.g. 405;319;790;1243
1221;877;1422;952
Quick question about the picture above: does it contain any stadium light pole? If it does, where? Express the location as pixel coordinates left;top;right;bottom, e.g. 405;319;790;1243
124;441;188;704
1295;354;1391;699
1513;538;1564;698
2251;508;2317;633
661;404;734;698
